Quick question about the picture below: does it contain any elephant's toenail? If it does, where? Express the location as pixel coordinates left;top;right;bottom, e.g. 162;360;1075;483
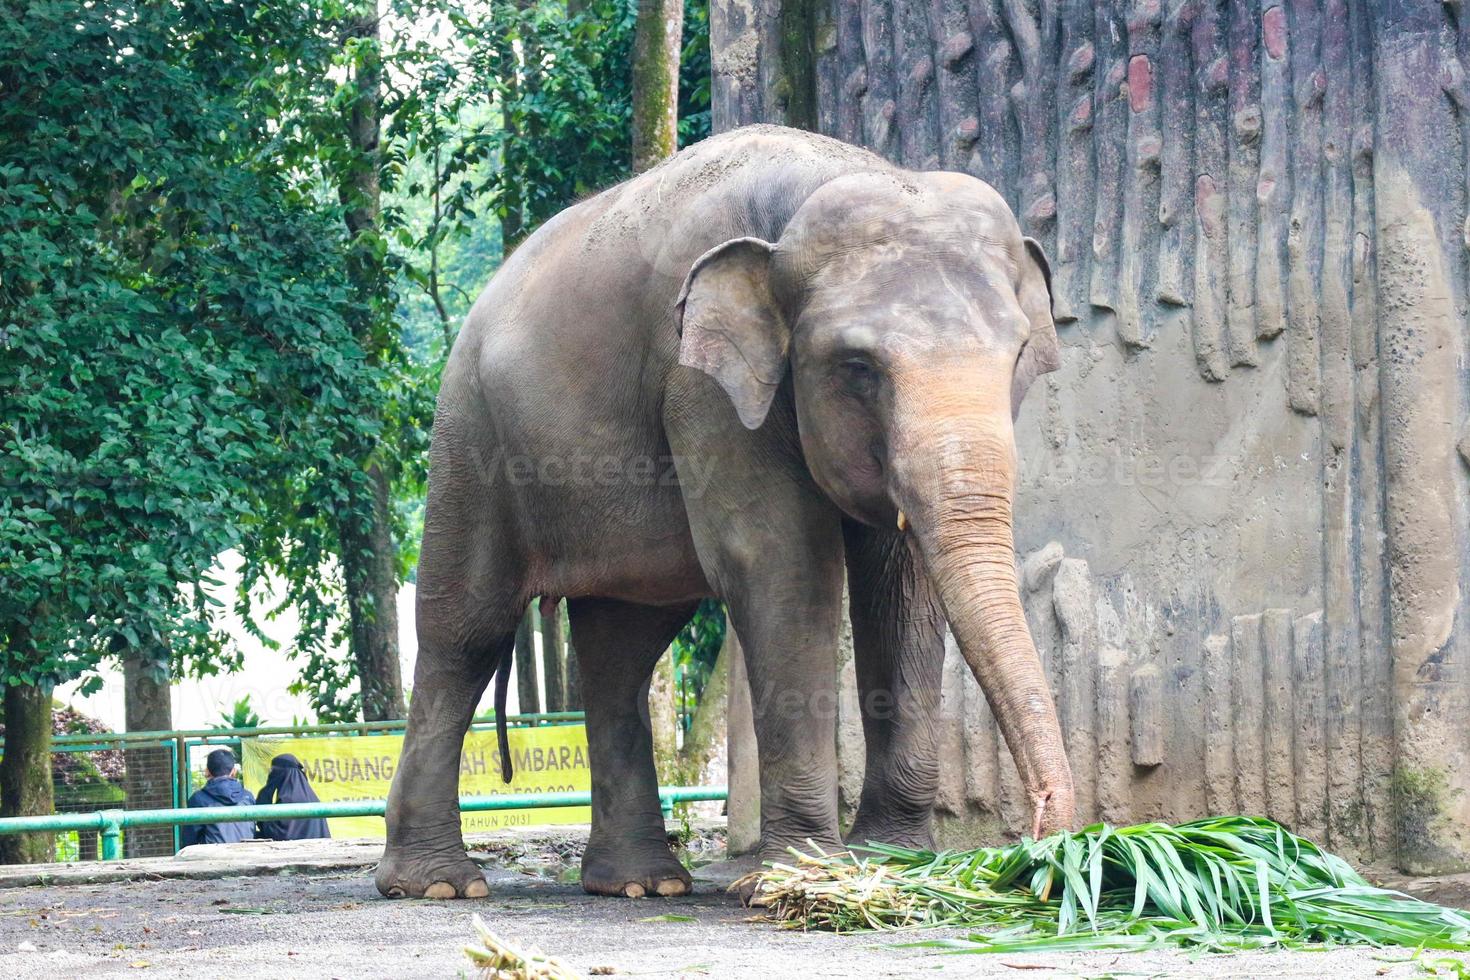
655;879;686;897
623;882;646;898
424;881;457;899
464;878;490;898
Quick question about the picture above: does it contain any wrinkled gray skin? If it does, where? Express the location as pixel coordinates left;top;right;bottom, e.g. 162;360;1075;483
376;126;1074;901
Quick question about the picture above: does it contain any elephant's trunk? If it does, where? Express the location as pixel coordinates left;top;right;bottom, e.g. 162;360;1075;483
888;362;1075;837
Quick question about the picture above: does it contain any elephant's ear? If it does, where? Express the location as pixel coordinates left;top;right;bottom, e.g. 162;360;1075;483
1011;236;1061;418
675;236;789;430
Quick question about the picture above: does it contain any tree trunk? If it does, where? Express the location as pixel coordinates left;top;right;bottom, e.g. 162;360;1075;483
338;462;405;721
631;0;685;172
539;597;566;712
498;0;542;247
630;0;684;783
337;3;404;723
649;651;679;783
515;606;540;715
122;647;175;857
0;682;55;864
563;602;583;710
725;630;760;855
429;142;452;349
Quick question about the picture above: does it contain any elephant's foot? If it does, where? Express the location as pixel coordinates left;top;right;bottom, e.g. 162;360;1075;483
690;852;762;889
698;853;767;905
581;839;692;898
844;812;934;852
720;836;845;906
376;845;490;900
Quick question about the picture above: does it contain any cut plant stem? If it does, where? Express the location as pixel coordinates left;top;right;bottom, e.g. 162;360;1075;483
464;915;584;979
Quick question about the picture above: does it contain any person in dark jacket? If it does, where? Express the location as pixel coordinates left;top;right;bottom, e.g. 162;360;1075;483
181;748;256;846
256;753;330;841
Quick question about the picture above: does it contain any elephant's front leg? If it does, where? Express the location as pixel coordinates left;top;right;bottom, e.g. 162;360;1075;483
726;548;847;859
842;519;947;850
676;461;847;861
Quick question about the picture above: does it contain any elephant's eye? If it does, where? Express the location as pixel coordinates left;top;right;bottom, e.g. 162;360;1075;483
838;357;877;397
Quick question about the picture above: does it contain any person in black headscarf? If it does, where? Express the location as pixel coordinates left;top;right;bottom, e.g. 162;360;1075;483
256;753;331;841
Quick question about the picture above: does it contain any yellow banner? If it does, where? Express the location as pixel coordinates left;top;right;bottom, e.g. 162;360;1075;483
240;725;592;839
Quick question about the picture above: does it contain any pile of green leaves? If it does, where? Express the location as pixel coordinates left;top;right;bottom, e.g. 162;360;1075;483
750;817;1470;953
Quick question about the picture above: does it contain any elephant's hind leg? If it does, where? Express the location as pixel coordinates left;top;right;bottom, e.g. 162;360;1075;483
569;598;698;898
376;600;517;899
376;442;524;900
376;625;513;899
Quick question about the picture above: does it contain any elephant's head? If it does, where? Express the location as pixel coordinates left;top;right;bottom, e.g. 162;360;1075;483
675;170;1074;835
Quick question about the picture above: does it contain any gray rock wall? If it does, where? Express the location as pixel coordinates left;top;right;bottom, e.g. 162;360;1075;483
713;0;1470;872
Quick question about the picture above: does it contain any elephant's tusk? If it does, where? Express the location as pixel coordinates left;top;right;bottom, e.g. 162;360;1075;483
896;510;907;532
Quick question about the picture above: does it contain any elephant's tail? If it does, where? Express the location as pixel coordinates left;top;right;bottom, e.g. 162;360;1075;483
494;637;515;782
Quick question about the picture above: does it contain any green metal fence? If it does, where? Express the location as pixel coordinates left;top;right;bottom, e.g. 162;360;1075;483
0;712;587;861
35;734;178;859
0;786;728;861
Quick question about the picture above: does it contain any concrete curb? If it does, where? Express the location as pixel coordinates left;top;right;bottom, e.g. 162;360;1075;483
0;819;728;890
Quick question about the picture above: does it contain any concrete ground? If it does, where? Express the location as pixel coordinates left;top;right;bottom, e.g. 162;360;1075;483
0;825;1466;980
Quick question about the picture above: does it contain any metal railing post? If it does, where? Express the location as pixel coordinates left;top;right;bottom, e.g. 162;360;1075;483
99;811;123;860
174;735;188;808
171;737;186;853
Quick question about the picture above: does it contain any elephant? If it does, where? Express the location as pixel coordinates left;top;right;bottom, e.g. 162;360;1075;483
374;124;1075;901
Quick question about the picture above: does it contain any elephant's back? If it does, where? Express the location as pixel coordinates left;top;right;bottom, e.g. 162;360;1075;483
464;127;892;365
449;126;893;438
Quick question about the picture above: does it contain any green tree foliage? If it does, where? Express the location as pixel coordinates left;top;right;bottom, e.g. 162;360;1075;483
2;0;715;733
222;2;430;723
214;696;264;732
234;0;674;720
670;599;724;716
384;0;636;355
678;0;712;148
0;0;378;693
389;0;710;358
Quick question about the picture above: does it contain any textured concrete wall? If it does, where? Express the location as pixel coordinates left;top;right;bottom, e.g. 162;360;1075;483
713;0;1470;872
